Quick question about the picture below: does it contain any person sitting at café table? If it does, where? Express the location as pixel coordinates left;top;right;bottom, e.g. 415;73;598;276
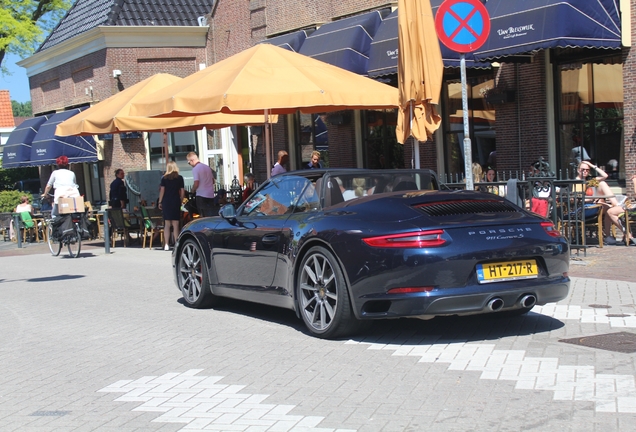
9;195;35;241
576;160;633;245
481;168;505;196
242;173;255;202
15;195;34;215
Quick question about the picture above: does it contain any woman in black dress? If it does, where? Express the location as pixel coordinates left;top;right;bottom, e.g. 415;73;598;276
158;161;185;251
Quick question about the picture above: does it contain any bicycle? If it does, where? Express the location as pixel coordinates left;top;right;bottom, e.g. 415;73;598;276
47;212;83;258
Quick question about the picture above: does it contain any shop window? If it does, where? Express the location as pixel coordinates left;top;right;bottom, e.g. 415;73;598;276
297;113;329;167
442;76;496;178
149;131;198;186
363;109;401;169
557;62;623;178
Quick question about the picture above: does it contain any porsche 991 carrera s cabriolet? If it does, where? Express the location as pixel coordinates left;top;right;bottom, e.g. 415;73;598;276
173;169;570;339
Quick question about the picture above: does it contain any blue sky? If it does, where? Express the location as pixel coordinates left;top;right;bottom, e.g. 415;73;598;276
1;53;32;103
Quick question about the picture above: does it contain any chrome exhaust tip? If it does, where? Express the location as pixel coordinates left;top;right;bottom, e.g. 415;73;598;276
518;294;537;309
487;297;504;312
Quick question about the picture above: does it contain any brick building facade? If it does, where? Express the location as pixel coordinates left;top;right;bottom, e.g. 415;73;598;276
15;0;635;200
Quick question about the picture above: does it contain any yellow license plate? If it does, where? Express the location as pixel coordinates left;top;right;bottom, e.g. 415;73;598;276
476;260;538;284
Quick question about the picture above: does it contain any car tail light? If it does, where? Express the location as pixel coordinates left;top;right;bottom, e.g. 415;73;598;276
387;286;435;294
540;221;562;238
363;230;445;248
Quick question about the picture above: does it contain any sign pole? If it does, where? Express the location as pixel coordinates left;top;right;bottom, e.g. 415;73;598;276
460;53;473;190
435;0;490;191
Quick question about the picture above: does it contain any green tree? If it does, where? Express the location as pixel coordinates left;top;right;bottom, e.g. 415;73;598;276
0;0;71;72
0;165;39;191
11;100;32;116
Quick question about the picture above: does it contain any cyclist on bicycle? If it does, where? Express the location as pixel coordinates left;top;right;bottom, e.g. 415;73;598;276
42;156;80;218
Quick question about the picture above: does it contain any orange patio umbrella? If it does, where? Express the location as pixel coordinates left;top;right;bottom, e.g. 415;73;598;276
128;44;399;176
56;73;276;167
395;0;444;164
129;44;399;117
56;73;276;136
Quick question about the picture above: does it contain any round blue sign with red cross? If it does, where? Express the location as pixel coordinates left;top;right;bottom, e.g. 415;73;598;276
435;0;490;53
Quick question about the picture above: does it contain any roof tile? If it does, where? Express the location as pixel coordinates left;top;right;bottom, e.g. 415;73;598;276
0;90;16;128
39;0;214;52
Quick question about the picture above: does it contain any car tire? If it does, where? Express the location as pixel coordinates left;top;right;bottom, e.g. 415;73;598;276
297;246;360;339
177;239;218;308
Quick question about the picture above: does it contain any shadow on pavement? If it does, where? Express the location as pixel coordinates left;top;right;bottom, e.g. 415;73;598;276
176;295;564;343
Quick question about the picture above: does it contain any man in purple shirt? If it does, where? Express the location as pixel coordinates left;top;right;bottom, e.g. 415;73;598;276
271;150;289;177
187;152;216;217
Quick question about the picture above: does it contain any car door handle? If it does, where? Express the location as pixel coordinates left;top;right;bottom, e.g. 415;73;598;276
262;234;278;245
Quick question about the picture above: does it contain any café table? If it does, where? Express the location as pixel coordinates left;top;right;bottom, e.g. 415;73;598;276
31;214;47;242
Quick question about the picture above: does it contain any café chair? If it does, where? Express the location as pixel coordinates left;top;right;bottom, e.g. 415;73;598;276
108;208;141;247
558;199;604;248
583;204;605;248
140;206;164;249
18;211;40;243
620;199;636;246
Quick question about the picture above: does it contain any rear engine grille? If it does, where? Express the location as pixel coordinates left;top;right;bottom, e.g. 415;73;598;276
415;200;518;217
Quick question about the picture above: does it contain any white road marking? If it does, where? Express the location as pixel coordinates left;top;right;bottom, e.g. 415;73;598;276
535;304;636;328
99;369;356;431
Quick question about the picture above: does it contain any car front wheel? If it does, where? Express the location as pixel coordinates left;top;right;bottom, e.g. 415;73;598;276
177;239;217;308
297;246;360;339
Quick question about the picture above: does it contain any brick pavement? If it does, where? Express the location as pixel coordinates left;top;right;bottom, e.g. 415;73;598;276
0;243;635;431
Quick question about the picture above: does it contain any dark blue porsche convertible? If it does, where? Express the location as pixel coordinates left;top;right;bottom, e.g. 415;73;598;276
173;169;570;339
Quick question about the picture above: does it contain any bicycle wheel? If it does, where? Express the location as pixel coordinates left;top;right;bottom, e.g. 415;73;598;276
67;224;82;258
47;223;61;256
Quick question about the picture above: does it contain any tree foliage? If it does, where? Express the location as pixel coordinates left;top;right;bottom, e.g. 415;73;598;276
0;165;39;191
0;0;71;72
11;100;32;116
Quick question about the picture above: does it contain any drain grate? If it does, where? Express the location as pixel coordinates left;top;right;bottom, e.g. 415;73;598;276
559;332;636;353
588;304;611;309
30;411;70;417
606;313;631;318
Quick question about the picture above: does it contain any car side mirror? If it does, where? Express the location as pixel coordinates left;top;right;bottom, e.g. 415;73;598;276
219;203;237;222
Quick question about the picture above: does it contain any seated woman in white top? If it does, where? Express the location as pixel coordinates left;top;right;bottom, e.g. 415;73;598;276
15;195;33;215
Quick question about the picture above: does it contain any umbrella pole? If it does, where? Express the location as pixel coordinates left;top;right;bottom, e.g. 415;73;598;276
162;129;169;166
265;109;271;179
411;101;421;169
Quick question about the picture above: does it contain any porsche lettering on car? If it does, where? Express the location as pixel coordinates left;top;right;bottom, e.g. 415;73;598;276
173;169;570;339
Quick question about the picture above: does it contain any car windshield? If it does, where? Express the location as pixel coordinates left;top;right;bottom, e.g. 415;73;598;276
241;175;316;216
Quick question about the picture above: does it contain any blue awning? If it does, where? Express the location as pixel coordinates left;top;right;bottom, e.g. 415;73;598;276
299;9;388;75
1;116;49;168
471;0;622;61
367;9;490;77
30;108;98;166
259;30;310;52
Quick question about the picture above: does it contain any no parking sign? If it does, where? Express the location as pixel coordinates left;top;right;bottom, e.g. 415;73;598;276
435;0;490;53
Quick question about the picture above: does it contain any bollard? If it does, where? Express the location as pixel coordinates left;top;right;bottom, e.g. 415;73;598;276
103;210;110;254
13;214;22;248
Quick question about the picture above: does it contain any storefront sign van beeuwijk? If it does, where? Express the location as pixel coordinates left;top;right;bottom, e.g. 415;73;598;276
497;24;535;40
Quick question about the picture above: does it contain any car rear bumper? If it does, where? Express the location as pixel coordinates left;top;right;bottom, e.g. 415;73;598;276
355;277;570;319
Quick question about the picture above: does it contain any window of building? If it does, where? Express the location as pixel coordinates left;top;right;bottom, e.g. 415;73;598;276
363;109;402;169
149;131;198;186
296;113;330;168
441;75;496;180
556;62;623;179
